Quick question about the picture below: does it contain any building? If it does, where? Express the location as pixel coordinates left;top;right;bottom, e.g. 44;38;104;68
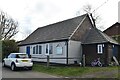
104;22;120;64
18;14;119;66
104;22;120;43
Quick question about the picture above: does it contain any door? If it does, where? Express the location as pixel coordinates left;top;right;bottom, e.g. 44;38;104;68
5;55;10;66
5;54;12;66
26;46;30;56
112;45;118;57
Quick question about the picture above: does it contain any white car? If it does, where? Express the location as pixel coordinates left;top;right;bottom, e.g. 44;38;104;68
2;53;33;71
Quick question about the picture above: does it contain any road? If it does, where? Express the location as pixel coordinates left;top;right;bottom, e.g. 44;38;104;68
1;62;58;78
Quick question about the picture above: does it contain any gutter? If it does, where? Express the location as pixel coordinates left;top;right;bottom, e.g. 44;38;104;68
66;40;69;65
18;39;68;46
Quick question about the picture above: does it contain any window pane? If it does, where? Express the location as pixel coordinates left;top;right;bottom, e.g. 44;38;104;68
16;54;28;58
46;44;48;53
36;45;38;54
33;47;35;54
8;54;11;58
11;54;16;58
49;44;52;54
56;47;63;54
39;45;42;54
97;44;103;54
99;46;101;52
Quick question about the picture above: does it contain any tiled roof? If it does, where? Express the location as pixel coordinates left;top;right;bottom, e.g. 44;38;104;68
104;22;120;32
82;28;119;44
20;14;87;45
19;13;118;46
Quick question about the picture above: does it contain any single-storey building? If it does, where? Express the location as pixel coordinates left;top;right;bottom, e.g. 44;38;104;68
18;14;119;66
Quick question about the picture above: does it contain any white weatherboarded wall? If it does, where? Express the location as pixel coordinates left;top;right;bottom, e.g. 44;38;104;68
68;40;82;64
19;46;26;53
19;41;67;64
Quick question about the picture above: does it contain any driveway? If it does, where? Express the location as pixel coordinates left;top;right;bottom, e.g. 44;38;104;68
1;62;58;78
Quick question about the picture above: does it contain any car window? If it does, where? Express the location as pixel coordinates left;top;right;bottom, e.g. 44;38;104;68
11;54;16;58
8;54;16;58
16;54;28;58
8;54;11;58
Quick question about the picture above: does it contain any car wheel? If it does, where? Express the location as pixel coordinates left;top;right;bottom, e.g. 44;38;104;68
2;61;5;67
11;63;17;71
98;63;102;67
28;67;32;70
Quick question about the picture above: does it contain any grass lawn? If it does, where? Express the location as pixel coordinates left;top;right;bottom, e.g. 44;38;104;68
33;63;119;78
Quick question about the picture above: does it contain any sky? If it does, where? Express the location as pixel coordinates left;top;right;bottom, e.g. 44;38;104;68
0;0;119;41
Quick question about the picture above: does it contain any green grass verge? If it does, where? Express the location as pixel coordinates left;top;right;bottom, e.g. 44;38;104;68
33;63;118;77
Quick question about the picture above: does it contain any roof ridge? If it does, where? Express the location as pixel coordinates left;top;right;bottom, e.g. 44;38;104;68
104;22;120;32
38;13;88;30
96;29;118;44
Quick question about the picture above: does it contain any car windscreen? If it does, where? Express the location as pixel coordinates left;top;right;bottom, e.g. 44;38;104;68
16;54;28;58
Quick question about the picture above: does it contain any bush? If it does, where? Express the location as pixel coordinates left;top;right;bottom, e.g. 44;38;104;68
118;35;120;43
2;40;19;59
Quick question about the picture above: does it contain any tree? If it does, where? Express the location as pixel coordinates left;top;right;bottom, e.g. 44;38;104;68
83;4;101;24
2;40;19;59
82;4;101;27
76;4;103;29
0;10;18;40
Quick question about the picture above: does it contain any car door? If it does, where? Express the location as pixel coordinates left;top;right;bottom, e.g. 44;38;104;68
8;54;16;66
5;54;11;66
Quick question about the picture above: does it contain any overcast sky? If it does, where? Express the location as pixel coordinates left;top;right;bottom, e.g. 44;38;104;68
0;0;119;41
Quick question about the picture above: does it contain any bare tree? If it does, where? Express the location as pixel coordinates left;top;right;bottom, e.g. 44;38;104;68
76;4;103;29
0;10;18;40
83;4;101;27
83;4;92;14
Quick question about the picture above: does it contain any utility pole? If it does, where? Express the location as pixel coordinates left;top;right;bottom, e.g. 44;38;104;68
47;55;50;67
83;54;85;67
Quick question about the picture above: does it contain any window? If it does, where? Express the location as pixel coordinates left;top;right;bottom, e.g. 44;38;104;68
39;45;42;54
16;54;28;58
36;45;38;54
56;46;63;54
49;44;53;54
97;44;103;54
8;54;11;58
33;45;42;54
33;46;35;54
10;54;16;58
45;44;49;55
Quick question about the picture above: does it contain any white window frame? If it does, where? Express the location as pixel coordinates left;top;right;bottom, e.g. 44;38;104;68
97;44;103;54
